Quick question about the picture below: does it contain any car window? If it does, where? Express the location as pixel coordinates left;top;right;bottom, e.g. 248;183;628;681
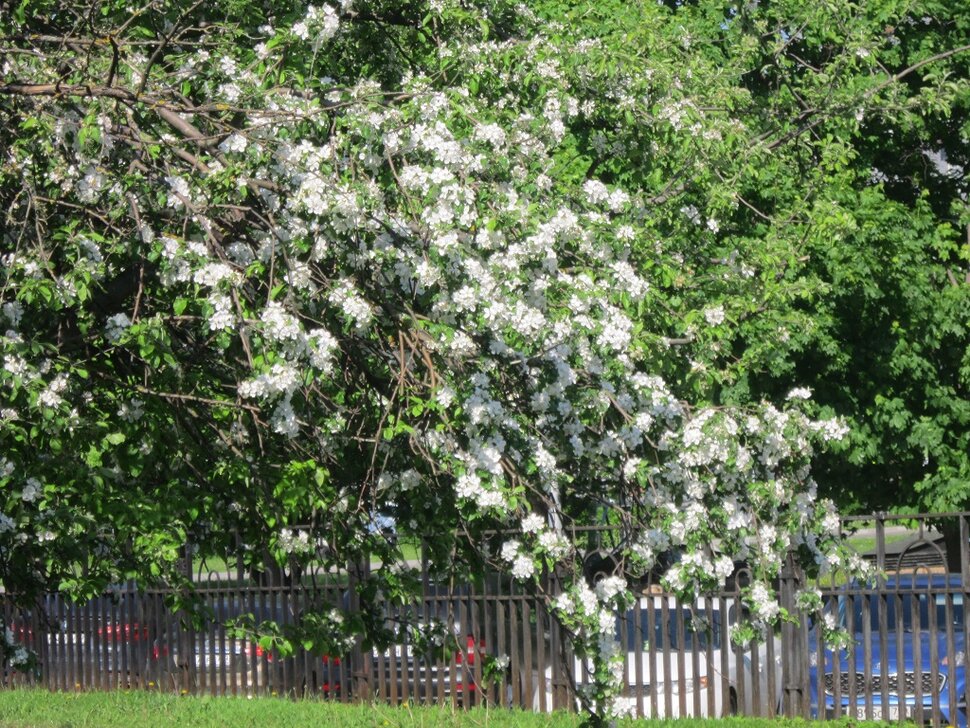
619;607;722;650
842;593;965;632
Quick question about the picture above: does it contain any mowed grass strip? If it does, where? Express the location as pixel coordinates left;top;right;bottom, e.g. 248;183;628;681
0;689;895;728
3;690;566;728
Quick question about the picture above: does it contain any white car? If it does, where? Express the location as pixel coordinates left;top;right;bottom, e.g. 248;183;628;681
534;594;782;717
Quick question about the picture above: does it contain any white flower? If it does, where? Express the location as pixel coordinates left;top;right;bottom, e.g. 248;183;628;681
500;539;520;562
816;418;850;441
286;262;312;290
583;179;610;205
610;696;637;718
194;262;235;288
10;646;29;667
260;301;302;342
577;584;598;615
473;123;506;147
511;553;535;580
227;242;254;266
76;167;105;203
218;82;242;102
611;261;648;297
105;313;131;342
821;504;841;535
38;374;69;409
270;397;300;437
594;575;626;603
714;555;735;582
118;399;145;423
329;280;373;331
2;302;23;329
308;329;338;372
164;175;191;207
3;356;29;378
538;531;570;558
21;477;41;503
703;305;725;326
681;204;701;224
533;444;557;478
278;528;313;554
786;387;812;400
207;294;235;331
521;513;544;533
750;582;780;621
218;133;248;154
554;592;574;615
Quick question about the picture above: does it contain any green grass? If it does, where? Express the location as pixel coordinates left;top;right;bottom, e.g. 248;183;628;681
0;689;894;728
192;542;422;582
844;532;914;556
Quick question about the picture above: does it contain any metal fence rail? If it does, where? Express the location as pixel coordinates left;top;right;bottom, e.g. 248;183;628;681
3;512;970;725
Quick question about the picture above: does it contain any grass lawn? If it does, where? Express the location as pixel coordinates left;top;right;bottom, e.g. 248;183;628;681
0;689;892;728
192;541;422;582
844;531;915;557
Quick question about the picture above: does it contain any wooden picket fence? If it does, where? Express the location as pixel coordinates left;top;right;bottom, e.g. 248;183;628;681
3;513;970;725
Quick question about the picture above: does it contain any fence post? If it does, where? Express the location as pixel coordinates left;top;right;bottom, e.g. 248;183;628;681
176;545;196;693
779;551;808;718
348;556;371;701
874;513;886;577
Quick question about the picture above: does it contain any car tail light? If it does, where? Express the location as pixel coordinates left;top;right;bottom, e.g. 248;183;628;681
457;634;485;665
98;623;147;642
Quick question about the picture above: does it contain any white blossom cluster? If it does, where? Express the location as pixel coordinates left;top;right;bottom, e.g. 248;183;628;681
1;626;29;668
292;3;349;49
277;528;314;556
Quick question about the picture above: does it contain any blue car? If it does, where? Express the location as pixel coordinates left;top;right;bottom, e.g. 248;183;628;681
810;574;967;726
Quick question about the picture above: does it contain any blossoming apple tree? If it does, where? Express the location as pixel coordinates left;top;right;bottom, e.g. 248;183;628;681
0;0;908;719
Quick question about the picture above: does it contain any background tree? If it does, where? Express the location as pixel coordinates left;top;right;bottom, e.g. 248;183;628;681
533;0;969;523
664;0;970;528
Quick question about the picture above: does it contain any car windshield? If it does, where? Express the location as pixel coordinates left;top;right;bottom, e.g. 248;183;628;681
839;592;965;633
618;607;722;651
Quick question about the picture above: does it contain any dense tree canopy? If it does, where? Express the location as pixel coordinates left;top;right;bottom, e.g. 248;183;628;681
2;0;966;719
670;0;970;516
